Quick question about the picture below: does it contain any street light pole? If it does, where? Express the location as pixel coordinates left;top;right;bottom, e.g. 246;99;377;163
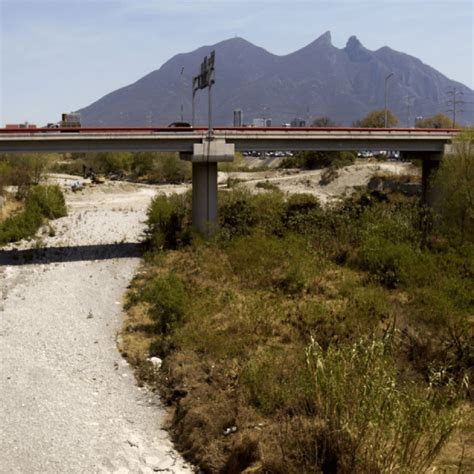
384;72;394;128
180;67;184;123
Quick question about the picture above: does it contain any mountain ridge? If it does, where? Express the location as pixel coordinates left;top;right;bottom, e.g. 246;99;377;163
78;33;473;126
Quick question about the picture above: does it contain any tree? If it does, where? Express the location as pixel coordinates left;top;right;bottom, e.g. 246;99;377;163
434;128;474;243
416;113;453;129
312;116;338;127
354;109;399;128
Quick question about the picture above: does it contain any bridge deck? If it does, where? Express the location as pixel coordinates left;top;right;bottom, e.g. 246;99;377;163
0;127;457;154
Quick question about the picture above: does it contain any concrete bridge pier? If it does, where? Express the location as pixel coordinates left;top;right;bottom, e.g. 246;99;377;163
421;155;442;207
191;161;218;235
400;151;442;206
181;138;234;235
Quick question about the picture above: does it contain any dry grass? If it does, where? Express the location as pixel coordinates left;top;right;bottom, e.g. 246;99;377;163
0;196;23;223
120;188;473;472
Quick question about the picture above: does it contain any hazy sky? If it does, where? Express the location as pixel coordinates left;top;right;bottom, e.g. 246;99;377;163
1;0;472;125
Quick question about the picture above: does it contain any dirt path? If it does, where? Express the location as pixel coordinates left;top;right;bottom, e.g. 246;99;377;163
0;179;193;474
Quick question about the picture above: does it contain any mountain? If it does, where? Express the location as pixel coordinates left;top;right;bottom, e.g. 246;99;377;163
78;33;474;126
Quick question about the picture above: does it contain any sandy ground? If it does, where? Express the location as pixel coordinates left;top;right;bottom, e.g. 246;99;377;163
219;160;419;204
0;178;192;474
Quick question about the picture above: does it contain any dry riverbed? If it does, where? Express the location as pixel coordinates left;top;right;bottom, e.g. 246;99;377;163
0;162;420;473
0;178;192;474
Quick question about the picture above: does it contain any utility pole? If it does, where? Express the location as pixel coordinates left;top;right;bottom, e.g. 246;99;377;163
446;87;464;128
180;67;184;123
384;73;394;128
405;94;412;128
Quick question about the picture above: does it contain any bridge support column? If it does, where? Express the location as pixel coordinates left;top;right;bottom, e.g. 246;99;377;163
421;154;441;207
180;138;234;236
192;162;218;235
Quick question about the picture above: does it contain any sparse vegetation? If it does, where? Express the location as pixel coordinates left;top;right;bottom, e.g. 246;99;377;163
51;151;191;183
255;180;279;191
0;185;67;246
121;146;473;472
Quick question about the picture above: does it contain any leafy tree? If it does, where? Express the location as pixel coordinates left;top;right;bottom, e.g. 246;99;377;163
416;113;453;129
311;116;338;127
132;152;155;176
96;152;133;174
434;128;474;243
0;154;51;196
354;108;399;128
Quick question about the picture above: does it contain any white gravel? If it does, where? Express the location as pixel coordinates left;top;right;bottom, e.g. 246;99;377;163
0;178;192;474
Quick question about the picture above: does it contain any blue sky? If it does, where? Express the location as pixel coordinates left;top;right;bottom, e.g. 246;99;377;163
1;0;472;125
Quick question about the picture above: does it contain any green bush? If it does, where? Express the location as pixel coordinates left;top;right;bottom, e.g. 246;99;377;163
283;193;323;234
280;150;356;170
0;185;67;246
146;193;192;250
25;185;67;219
355;235;435;288
218;189;257;238
153;153;190;183
145;273;186;335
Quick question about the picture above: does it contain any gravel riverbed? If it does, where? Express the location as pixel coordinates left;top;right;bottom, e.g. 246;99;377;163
0;179;193;474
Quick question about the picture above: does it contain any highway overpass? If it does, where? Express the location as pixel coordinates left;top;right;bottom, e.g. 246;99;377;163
0;127;458;233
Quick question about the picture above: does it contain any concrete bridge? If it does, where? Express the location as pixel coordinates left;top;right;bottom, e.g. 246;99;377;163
0;127;458;233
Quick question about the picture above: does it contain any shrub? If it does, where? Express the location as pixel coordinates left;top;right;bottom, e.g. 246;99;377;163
218;189;257;238
25;185;67;219
283;193;323;234
255;180;279;191
320;166;339;185
153;153;190;183
145;273;186;335
355;235;433;288
146;193;191;250
0;185;67;246
0;154;51;196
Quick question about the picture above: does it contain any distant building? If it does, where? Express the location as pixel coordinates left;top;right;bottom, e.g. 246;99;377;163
233;109;243;127
291;118;306;127
251;118;272;127
5;122;36;129
61;112;81;127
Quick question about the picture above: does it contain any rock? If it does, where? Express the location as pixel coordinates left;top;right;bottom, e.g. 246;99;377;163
127;434;141;448
147;357;162;369
144;454;174;471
